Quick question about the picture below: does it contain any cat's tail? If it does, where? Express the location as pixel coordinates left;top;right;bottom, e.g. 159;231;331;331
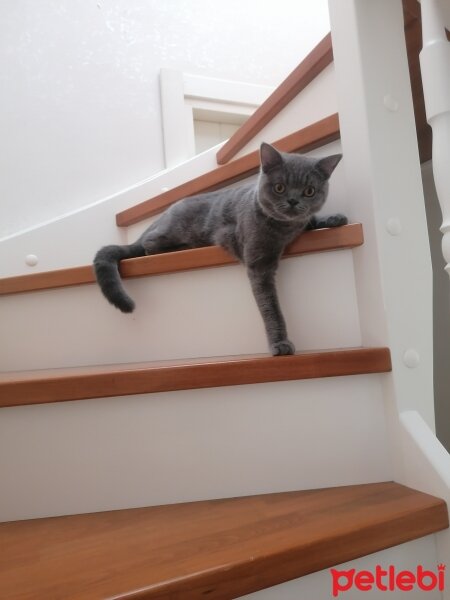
93;242;145;313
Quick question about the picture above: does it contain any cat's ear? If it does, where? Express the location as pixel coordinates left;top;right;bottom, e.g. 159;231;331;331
316;154;342;179
260;143;283;173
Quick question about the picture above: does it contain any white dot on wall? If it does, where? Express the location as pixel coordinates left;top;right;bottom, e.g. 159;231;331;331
25;254;38;267
387;218;402;236
403;349;420;368
384;94;399;112
162;187;169;192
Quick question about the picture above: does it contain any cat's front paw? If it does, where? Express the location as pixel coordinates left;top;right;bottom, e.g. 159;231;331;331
325;214;348;228
270;340;296;356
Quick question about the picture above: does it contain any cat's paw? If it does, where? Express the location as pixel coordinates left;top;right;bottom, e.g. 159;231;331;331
325;214;348;228
270;340;296;356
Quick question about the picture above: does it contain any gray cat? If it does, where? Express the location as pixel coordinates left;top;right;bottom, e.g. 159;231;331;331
94;143;346;355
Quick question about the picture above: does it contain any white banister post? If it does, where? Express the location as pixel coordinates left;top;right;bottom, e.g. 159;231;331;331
328;0;434;428
420;0;450;277
329;0;447;577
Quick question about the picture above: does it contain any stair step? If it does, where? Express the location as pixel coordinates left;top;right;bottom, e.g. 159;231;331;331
1;482;447;600
0;223;362;296
0;346;390;408
216;33;333;165
115;113;340;227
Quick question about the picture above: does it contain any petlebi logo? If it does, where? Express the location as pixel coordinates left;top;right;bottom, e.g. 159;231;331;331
330;564;446;597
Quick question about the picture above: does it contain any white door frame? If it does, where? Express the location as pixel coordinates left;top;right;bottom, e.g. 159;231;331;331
159;68;274;168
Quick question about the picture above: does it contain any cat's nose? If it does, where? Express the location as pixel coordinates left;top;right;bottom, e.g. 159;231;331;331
288;198;298;207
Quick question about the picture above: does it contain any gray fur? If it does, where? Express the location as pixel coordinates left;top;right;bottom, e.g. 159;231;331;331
94;143;346;355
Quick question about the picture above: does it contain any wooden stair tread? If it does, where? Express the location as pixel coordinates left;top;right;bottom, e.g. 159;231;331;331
0;482;447;600
115;114;340;226
0;223;363;296
216;33;333;165
0;346;391;407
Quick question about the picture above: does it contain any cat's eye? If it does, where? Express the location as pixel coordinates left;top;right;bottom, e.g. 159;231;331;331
273;183;286;194
303;186;316;198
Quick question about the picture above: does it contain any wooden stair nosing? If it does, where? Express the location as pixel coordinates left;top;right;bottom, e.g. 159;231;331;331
115;113;341;227
0;483;447;600
0;346;391;408
0;223;362;296
216;33;334;165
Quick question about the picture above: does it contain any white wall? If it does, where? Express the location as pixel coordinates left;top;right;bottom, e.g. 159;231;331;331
0;0;330;239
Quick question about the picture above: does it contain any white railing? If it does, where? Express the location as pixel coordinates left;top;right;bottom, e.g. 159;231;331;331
420;0;450;277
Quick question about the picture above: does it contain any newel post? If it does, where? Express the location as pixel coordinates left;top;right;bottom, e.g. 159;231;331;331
420;0;450;277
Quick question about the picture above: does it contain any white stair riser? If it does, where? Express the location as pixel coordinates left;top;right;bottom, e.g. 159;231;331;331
242;535;441;600
0;250;361;370
0;373;390;521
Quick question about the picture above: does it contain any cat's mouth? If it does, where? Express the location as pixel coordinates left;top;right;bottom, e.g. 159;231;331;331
286;205;309;217
258;198;310;223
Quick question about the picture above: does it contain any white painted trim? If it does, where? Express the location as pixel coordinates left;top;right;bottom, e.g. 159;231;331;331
329;0;434;426
159;68;274;168
159;69;196;170
0;142;225;275
183;72;273;106
401;411;450;488
419;0;450;31
398;411;450;598
330;0;445;579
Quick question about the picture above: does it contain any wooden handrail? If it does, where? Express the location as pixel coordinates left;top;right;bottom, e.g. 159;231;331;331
115;114;340;227
403;0;421;21
216;33;334;165
0;482;446;599
0;224;362;296
0;346;391;407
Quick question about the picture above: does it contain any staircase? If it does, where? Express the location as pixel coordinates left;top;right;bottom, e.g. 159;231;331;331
1;483;447;600
0;1;449;599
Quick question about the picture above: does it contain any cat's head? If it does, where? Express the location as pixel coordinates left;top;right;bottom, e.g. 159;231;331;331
257;143;342;223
